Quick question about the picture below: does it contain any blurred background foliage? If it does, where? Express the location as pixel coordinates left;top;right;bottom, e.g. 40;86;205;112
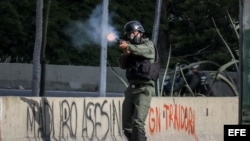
0;0;239;70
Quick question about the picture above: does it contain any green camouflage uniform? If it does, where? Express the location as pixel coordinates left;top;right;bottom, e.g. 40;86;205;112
119;38;156;141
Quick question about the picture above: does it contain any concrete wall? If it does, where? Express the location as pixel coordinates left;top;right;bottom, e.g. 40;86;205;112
0;63;239;96
0;96;238;141
0;63;127;92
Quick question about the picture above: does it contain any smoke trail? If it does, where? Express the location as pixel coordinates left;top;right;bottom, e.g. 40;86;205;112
64;3;119;48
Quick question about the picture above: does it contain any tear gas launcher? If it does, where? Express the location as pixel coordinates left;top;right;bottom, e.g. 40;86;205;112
114;38;123;44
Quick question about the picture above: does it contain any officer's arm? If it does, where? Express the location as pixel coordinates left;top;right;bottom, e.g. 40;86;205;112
127;41;155;59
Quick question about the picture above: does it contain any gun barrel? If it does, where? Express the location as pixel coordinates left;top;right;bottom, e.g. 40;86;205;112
116;38;121;42
108;38;123;44
115;38;122;44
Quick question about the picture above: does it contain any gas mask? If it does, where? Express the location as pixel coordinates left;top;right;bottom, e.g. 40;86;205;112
129;33;142;44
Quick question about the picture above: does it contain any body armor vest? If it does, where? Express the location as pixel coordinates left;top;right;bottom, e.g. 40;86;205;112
126;54;152;81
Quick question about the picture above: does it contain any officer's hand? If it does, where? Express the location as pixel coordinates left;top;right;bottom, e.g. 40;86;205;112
119;41;128;49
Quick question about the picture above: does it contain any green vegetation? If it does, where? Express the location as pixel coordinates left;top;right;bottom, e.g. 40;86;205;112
0;0;239;70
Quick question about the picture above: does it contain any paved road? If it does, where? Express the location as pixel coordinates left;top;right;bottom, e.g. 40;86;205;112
0;88;124;97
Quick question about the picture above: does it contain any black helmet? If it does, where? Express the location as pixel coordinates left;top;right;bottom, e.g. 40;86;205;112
124;21;145;34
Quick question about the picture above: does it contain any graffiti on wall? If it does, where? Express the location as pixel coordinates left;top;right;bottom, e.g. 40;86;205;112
148;103;199;141
20;98;200;141
20;98;123;141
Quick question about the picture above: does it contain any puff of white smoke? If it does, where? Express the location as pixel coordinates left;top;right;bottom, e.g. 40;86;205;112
64;3;119;48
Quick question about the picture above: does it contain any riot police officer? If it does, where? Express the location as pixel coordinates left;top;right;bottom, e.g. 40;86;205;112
118;21;157;141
